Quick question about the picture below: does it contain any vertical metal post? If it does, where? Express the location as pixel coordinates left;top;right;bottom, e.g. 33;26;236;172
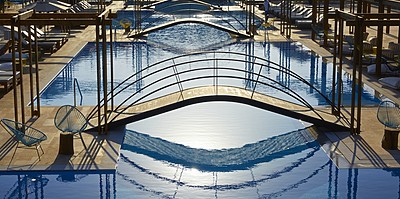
96;17;102;134
351;16;363;135
27;25;34;116
312;0;317;41
323;0;329;46
11;19;18;123
287;0;291;39
375;2;384;76
102;15;108;134
109;20;114;110
17;17;25;124
280;0;283;35
356;21;364;135
386;6;391;34
337;13;344;114
245;0;249;34
331;14;338;115
34;25;40;116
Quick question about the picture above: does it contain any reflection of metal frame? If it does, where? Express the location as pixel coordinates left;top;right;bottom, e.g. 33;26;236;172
122;128;315;171
3;174;49;198
2;172;116;198
118;130;324;197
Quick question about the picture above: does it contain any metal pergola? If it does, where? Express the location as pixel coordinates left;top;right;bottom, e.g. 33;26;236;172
0;10;117;134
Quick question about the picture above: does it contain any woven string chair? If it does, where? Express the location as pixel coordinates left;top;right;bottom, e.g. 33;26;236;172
54;105;88;135
1;118;47;160
377;100;400;129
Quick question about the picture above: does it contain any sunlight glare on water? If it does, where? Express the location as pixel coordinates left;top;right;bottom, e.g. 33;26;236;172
127;101;310;150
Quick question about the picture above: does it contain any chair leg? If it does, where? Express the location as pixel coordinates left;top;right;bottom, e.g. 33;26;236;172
36;145;41;160
12;142;19;159
39;143;44;154
35;143;45;160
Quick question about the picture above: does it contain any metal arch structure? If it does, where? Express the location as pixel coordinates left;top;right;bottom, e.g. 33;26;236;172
128;18;251;38
85;51;351;131
132;0;254;38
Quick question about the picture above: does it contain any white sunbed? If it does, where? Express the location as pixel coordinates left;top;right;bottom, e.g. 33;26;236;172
379;77;400;90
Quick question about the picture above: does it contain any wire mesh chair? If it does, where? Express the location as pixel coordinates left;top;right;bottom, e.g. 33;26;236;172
1;118;47;160
54;105;88;135
377;100;400;129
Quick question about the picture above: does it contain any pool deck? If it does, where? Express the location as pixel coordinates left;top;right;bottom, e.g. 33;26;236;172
0;1;399;172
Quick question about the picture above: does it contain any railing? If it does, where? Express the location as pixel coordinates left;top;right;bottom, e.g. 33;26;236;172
73;78;83;106
86;51;351;128
137;3;244;34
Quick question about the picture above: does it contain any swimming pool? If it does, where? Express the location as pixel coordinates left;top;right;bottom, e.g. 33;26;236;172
39;41;380;107
1;103;400;198
4;7;391;198
0;43;400;198
114;9;269;31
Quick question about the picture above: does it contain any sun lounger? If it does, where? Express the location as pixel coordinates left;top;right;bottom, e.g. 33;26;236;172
0;62;12;71
382;42;399;61
3;26;58;54
0;70;21;77
0;53;28;68
22;30;63;47
367;62;399;75
0;40;11;55
29;26;69;44
0;70;21;91
379;77;400;90
295;14;323;29
0;76;14;91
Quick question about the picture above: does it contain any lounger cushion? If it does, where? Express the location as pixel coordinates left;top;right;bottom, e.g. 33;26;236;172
0;53;29;59
367;64;392;74
0;62;13;71
379;77;400;90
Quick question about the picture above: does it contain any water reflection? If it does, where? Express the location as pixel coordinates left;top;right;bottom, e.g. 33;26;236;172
1;153;400;198
0;172;115;199
122;128;315;171
40;42;380;107
3;174;48;199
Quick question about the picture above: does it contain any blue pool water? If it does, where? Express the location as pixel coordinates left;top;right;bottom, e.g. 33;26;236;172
113;9;268;31
1;103;400;198
39;41;380;107
3;8;391;198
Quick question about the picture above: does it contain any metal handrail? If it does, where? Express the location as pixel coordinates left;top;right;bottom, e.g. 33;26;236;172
73;78;83;106
138;4;244;33
86;51;350;127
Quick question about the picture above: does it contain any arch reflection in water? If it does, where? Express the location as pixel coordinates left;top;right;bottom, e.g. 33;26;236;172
3;174;49;199
0;171;116;199
118;132;400;199
121;128;316;171
117;128;328;198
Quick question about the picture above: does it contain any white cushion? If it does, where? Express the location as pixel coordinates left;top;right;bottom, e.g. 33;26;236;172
0;62;13;71
379;77;400;89
367;63;392;74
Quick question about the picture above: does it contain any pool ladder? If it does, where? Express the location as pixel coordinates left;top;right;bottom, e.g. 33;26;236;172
73;78;83;106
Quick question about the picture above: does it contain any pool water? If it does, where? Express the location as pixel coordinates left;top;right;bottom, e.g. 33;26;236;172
39;41;380;107
114;10;267;31
4;6;391;198
1;103;400;198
